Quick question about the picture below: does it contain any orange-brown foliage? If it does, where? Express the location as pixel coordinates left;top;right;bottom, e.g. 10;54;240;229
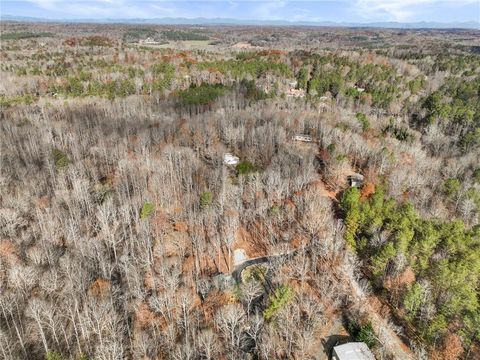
369;295;391;318
197;255;218;276
174;221;188;233
0;241;19;263
63;38;77;47
81;35;113;47
361;182;375;200
144;268;156;291
134;302;166;330
431;333;464;360
201;291;230;323
384;267;416;291
36;196;51;209
89;278;111;299
234;225;268;258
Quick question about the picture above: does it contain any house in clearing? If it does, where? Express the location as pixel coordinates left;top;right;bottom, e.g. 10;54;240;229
332;342;375;360
347;173;364;188
140;37;160;45
223;153;239;165
293;134;313;143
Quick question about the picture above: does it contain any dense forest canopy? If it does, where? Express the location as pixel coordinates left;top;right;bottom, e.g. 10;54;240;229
0;21;479;360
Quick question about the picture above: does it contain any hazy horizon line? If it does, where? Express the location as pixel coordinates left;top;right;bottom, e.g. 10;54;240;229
2;14;479;29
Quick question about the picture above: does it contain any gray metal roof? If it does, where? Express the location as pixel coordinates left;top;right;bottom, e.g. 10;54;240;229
333;342;375;360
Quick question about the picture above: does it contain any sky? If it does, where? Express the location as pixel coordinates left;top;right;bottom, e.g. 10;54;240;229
2;0;479;23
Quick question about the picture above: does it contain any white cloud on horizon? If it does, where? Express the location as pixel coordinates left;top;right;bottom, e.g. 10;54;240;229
354;0;479;21
27;0;178;18
14;0;480;22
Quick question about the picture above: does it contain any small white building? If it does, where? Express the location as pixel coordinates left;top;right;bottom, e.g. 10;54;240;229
347;174;365;188
332;342;375;360
223;153;239;165
140;37;160;45
293;134;313;142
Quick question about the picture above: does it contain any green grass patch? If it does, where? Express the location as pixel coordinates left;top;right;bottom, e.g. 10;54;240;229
140;202;155;219
356;112;370;132
199;191;213;209
52;149;69;169
236;161;255;176
45;351;63;360
0;94;35;108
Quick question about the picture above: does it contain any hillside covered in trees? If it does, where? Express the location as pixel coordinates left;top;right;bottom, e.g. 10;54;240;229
0;22;479;360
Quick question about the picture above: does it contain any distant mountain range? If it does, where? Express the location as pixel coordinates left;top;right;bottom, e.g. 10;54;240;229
1;14;479;29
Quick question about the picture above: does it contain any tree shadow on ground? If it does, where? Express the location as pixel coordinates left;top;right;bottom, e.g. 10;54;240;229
321;334;351;359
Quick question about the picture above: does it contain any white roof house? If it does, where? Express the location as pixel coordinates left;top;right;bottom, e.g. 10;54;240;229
332;342;375;360
140;37;160;45
223;153;239;165
293;134;313;142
